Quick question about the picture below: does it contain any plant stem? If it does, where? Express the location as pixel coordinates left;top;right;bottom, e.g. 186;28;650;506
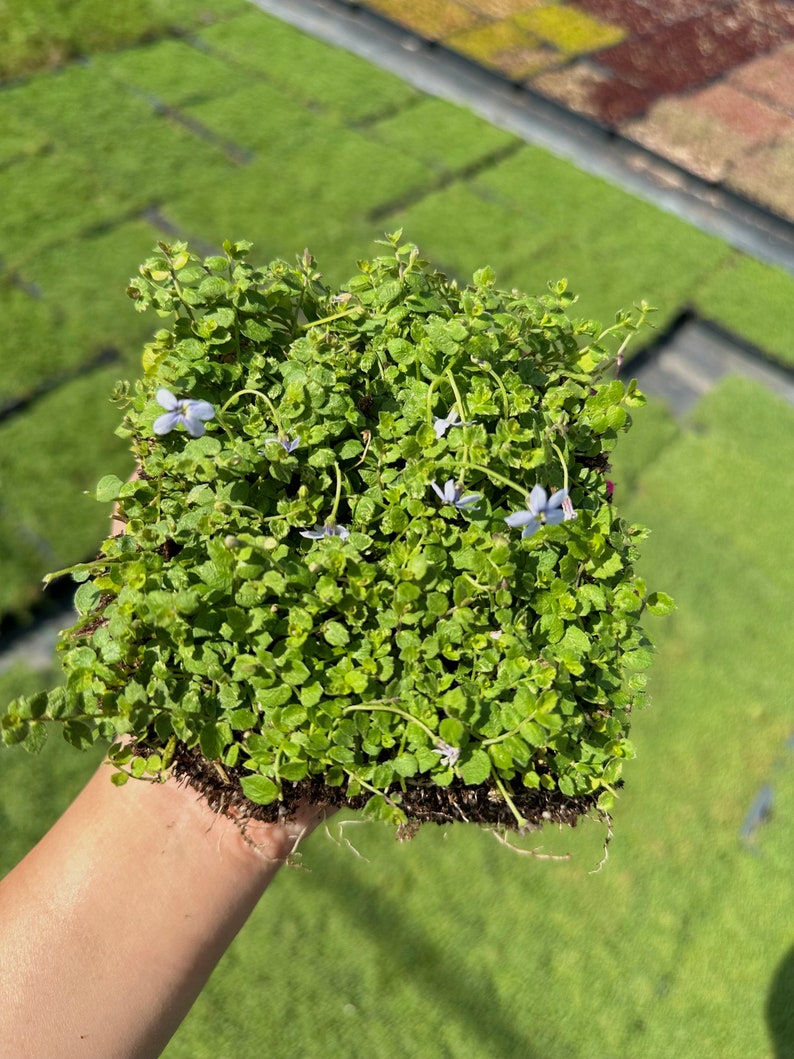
300;307;362;330
329;462;343;522
342;702;438;744
490;767;529;828
467;463;529;499
549;441;569;492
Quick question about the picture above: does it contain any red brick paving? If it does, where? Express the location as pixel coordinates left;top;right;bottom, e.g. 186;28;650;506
355;0;794;220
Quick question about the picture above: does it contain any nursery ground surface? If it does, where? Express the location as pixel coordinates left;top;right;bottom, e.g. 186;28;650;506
3;378;794;1059
2;0;794;627
2;3;794;1057
353;0;794;223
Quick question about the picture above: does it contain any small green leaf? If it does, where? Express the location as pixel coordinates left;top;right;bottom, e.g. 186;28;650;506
95;474;124;503
646;591;675;616
458;747;491;785
324;621;350;647
240;774;280;805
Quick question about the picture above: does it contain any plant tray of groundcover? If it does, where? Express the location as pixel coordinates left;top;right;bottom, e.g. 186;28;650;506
1;235;671;840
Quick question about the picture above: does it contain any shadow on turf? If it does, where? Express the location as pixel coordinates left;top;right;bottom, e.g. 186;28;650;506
323;857;543;1059
768;947;794;1058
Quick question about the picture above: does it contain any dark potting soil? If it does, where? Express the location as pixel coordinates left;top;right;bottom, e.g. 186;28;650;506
165;741;601;840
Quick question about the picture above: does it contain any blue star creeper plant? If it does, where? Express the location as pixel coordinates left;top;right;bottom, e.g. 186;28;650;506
1;234;672;840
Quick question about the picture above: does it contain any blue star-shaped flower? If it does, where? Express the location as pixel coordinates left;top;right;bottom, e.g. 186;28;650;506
262;433;301;453
431;478;482;511
299;523;350;540
433;407;475;439
153;388;215;438
504;485;568;538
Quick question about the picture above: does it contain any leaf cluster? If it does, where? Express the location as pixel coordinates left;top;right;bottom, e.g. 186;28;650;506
1;234;668;828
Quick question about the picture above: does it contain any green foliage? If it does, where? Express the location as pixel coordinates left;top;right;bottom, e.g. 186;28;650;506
197;10;420;122
0;0;245;83
0;367;131;616
370;96;519;175
695;253;794;367
1;235;660;828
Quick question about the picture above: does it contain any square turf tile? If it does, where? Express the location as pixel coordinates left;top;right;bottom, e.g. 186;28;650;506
595;7;789;93
622;98;754;182
726;131;794;221
515;4;626;53
445;17;546;78
367;95;519;174
729;41;794;113
198;9;420;120
687;83;792;145
365;0;482;38
530;64;658;123
93;36;248;108
459;0;546;16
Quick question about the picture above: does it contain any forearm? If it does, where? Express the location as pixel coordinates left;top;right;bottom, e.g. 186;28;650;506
0;760;304;1058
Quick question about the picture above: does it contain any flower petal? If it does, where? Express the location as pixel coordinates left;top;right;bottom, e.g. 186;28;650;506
182;415;207;438
189;399;215;422
504;510;535;528
547;487;568;510
156;388;178;410
456;493;482;509
431;481;446;501
527;484;548;516
300;527;325;539
153;411;179;435
433;418;449;439
545;509;565;526
443;479;458;503
521;520;541;538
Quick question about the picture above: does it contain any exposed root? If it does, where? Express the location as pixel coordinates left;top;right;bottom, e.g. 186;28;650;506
488;827;572;861
588;812;614;874
325;818;371;862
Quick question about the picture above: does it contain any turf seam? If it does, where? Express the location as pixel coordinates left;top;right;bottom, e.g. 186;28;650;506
366;138;525;221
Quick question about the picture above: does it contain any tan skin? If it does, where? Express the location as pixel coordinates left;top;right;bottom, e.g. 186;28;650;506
0;476;328;1057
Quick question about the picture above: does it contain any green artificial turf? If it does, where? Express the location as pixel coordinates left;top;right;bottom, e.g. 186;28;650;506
0;367;132;616
197;9;421;122
695;253;794;367
184;80;331;158
20;220;168;362
16;63;239;210
0;148;121;264
368;95;520;174
93;36;248;108
0;0;246;83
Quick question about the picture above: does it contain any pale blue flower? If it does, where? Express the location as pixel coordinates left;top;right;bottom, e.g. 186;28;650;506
505;485;568;538
433;741;461;768
153;388;215;438
262;434;301;454
433;407;475;439
300;522;350;540
431;478;481;511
